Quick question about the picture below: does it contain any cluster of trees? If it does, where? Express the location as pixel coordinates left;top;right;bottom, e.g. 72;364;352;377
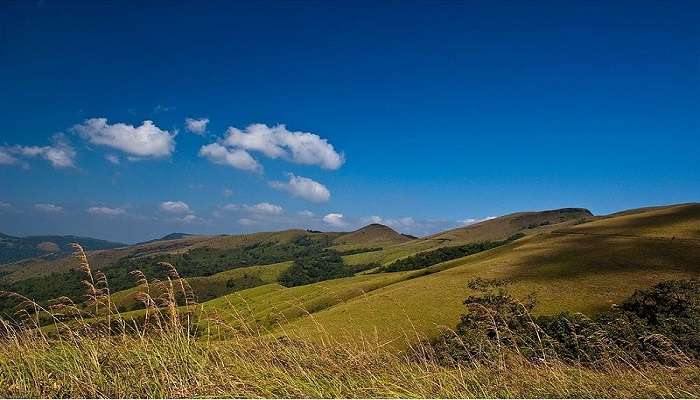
0;234;340;317
334;247;382;256
432;279;700;365
278;251;352;287
379;240;512;273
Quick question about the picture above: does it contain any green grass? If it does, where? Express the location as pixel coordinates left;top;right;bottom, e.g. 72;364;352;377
286;231;700;346
2;328;698;398
109;261;292;311
2;227;699;398
201;205;697;347
103;204;700;349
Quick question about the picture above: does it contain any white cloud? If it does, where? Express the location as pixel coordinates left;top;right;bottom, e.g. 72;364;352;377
238;218;257;226
220;203;241;211
35;203;63;213
159;201;191;214
105;154;120;164
0;149;19;165
73;118;175;158
323;213;346;227
298;210;315;217
245;202;283;216
0;202;10;209
220;202;283;217
458;216;497;226
198;143;262;173
269;173;330;203
87;206;126;216
1;134;76;169
222;188;233;198
360;215;418;230
185;118;209;135
177;214;199;224
362;215;384;224
221;123;344;170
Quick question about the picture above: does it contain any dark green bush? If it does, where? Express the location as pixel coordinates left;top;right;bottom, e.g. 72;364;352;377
378;241;510;273
431;279;699;367
278;251;352;287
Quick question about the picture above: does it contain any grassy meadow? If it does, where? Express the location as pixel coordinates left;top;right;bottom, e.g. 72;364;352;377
0;247;697;398
0;204;699;397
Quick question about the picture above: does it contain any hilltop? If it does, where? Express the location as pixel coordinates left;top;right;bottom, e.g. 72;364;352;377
333;223;412;247
428;207;593;243
341;207;595;267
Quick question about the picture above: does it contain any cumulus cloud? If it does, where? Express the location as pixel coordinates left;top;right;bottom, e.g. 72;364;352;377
245;202;283;215
73;118;175;158
35;203;63;213
105;154;120;164
185;118;209;135
159;201;191;214
323;213;346;227
219;202;283;217
88;206;126;216
198;123;345;172
223;124;344;169
1;134;76;169
198;143;262;173
269;173;330;203
298;210;315;218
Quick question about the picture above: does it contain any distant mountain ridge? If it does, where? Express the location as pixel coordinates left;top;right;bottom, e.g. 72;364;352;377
427;207;593;244
0;233;126;265
135;232;199;245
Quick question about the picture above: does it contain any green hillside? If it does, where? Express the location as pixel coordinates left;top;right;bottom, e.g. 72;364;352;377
7;203;700;351
0;232;126;265
176;204;699;347
332;223;412;249
0;228;364;316
342;207;593;268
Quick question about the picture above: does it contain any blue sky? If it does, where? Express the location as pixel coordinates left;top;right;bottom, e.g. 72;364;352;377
1;1;698;243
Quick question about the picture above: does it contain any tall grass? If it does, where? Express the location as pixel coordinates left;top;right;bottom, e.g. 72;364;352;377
0;244;697;398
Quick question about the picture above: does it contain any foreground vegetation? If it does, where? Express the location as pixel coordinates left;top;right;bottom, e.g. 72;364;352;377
0;245;697;398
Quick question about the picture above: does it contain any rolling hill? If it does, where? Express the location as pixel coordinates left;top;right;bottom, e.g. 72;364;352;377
0;232;126;265
159;203;698;347
341;207;594;267
6;203;700;351
333;223;412;247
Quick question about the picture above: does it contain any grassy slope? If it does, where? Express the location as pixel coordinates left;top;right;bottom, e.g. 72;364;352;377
0;233;127;266
331;223;412;251
199;270;417;330
343;207;594;267
251;204;700;344
0;229;343;284
109;261;292;311
0;235;214;283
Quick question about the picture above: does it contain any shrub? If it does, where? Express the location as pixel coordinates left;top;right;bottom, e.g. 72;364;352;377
432;278;699;367
379;240;510;273
278;251;352;287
